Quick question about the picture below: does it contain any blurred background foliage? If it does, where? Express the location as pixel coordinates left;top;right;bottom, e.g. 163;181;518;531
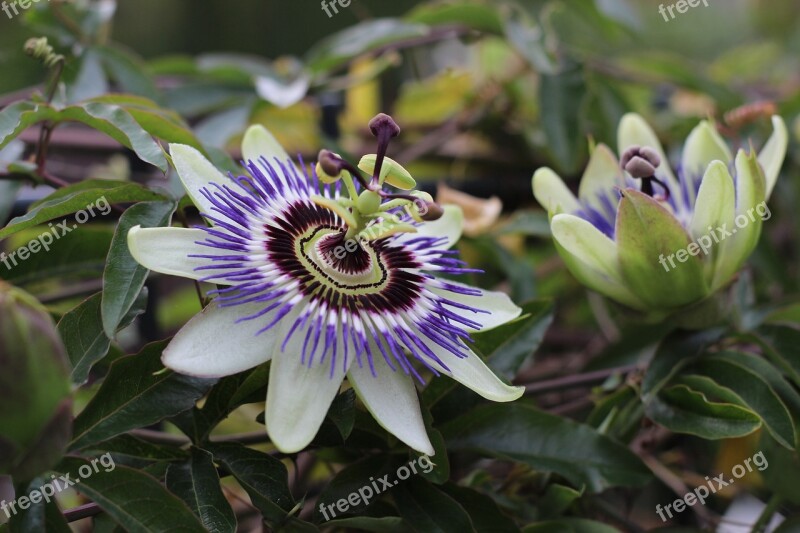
1;0;800;530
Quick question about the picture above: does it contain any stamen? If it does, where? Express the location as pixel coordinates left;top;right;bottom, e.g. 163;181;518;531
367;113;401;188
621;145;671;200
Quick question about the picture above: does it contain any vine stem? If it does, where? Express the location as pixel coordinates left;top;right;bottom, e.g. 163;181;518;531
751;494;782;532
523;364;639;396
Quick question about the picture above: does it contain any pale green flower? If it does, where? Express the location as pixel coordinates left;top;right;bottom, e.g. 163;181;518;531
533;113;787;313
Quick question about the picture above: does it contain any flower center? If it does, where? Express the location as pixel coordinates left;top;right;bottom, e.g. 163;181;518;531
298;226;387;293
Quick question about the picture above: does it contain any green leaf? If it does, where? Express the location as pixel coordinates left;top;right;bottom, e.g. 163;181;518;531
539;68;587;173
70;340;216;450
0;101;42;149
204;442;294;526
315;455;393;522
393;477;475;533
55;457;206;533
325;516;406;532
87;95;204;150
522;518;620;533
101;200;176;337
472;299;554;379
759;433;800;504
503;7;557;75
645;384;761;440
57;103;168;171
84;434;188;461
58;289;148;385
537;484;583;520
166;447;237;533
177;363;269;442
306;19;429;74
94;45;159;101
328;388;356;441
439;484;519;532
751;325;800;388
0;181;165;240
440;403;651;492
689;356;796;448
1;225;114;286
642;328;723;400
406;3;503;33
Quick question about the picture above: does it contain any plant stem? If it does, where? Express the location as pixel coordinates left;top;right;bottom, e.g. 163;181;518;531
523;364;639;395
751;494;782;532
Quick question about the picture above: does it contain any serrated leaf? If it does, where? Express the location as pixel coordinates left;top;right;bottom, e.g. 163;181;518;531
59;289;148;385
166;447;237;533
101;200;176;337
393;477;475;533
0;181;165;240
204;442;294;527
689;356;796;448
440;403;651;492
645;384;761;440
306;19;429;74
56;457;206;533
70;340;216;449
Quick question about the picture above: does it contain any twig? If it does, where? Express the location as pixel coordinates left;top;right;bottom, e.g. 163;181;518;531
523;364;639;396
63;502;102;522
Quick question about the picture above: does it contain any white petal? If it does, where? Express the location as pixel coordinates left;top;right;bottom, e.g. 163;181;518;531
266;315;352;453
418;334;523;402
550;214;647;310
170;144;228;214
128;226;234;285
532;167;580;214
431;280;521;332
162;300;278;378
682;120;732;176
758;115;788;199
617;113;679;192
348;350;434;456
403;205;463;249
254;74;310;109
241;124;292;167
689;161;735;282
578;144;625;209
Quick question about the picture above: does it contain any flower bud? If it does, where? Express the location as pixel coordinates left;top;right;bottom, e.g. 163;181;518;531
0;283;71;482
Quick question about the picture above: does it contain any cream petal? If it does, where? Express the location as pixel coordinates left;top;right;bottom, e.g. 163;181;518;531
430;280;521;333
265;315;352;453
681;121;732;207
550;213;646;310
532;167;580;214
348;351;434;456
617;113;679;192
128;226;234;285
417;333;523;402
758;115;788;199
241;124;292;168
169;144;228;215
578;144;625;209
689;161;735;282
711;150;767;290
162;300;278;378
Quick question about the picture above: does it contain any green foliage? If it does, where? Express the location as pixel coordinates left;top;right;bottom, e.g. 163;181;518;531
1;0;799;530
